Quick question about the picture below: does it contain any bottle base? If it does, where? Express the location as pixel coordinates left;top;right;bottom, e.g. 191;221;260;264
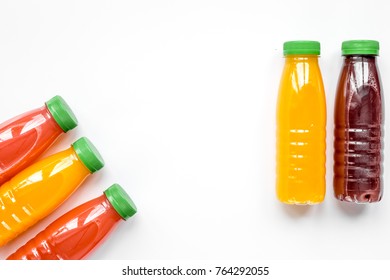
335;193;381;204
278;198;324;205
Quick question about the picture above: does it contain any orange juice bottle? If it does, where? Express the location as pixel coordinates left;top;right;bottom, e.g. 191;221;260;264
276;41;326;204
0;137;104;246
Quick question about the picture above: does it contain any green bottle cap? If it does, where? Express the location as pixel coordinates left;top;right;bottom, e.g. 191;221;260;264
46;95;78;132
342;40;379;56
104;184;137;220
72;137;105;173
283;40;321;55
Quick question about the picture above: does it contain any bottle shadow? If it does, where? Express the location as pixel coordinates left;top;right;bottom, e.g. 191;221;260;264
280;203;319;218
334;200;367;216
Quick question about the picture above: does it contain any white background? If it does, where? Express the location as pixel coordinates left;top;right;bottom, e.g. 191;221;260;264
0;0;390;261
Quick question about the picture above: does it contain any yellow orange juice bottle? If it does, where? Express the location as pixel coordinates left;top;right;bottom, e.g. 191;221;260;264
276;41;326;204
0;137;104;246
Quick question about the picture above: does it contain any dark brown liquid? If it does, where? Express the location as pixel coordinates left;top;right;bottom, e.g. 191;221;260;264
334;56;383;203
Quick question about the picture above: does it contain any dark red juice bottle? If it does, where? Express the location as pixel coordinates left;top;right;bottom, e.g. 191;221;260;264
334;40;383;203
0;96;78;185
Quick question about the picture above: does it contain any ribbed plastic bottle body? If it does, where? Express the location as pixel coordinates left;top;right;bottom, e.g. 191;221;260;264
0;148;91;246
334;56;383;203
276;56;327;204
0;106;63;185
7;195;122;260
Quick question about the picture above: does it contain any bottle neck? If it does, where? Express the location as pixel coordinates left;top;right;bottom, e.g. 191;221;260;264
103;195;124;221
69;147;94;175
284;55;319;63
343;55;377;64
43;106;64;132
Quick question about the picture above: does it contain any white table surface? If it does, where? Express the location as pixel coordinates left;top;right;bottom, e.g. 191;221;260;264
1;0;389;260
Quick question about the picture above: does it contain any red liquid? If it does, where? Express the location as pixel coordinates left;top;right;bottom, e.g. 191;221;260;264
334;56;383;203
0;106;63;185
6;195;122;260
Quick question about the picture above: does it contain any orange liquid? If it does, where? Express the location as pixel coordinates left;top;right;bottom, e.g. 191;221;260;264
0;147;90;246
276;55;326;204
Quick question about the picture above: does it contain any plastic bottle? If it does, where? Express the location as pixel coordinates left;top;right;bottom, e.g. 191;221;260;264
334;40;383;203
0;95;78;185
276;41;327;204
0;137;104;246
7;183;137;260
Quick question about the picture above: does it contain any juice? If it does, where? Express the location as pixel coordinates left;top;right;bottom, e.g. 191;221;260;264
0;137;104;246
334;40;383;203
276;41;326;204
0;96;78;185
7;184;137;260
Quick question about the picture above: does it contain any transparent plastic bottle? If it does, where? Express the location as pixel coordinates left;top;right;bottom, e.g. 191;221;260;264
7;184;137;260
334;40;383;203
276;41;327;204
0;95;78;185
0;137;105;246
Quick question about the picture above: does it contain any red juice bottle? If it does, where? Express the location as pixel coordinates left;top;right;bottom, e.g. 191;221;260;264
0;95;78;185
334;40;383;203
6;183;137;260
